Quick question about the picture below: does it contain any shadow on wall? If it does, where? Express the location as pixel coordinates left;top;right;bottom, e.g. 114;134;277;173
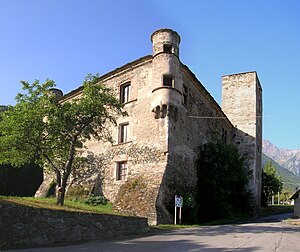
154;127;261;224
234;127;262;214
35;152;107;198
67;152;106;196
155;152;198;224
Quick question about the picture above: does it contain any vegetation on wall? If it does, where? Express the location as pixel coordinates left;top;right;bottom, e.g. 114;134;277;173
195;141;252;222
0;74;126;206
114;176;150;216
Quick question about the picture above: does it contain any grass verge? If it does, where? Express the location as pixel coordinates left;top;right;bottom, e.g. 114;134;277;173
151;215;250;231
152;205;295;231
259;205;294;217
150;224;200;231
0;196;123;215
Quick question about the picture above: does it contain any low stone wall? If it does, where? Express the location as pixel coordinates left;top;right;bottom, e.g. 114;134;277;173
0;203;149;249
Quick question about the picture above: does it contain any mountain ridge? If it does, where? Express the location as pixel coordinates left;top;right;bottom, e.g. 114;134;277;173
262;139;300;176
262;153;300;192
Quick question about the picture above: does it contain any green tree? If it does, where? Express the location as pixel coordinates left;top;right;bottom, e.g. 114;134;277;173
0;74;125;205
0;105;9;113
0;105;43;197
195;141;252;222
261;160;283;206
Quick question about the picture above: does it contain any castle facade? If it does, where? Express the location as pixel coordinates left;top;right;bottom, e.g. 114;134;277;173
60;29;262;225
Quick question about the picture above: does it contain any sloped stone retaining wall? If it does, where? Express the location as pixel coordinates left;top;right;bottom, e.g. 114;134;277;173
0;203;149;249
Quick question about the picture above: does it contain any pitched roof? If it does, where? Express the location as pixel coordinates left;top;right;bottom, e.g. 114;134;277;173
290;189;300;200
60;55;152;102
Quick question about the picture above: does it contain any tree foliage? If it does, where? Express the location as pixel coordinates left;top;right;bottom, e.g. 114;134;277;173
195;141;252;222
261;160;283;206
0;105;42;197
0;163;42;196
0;105;9;114
0;74;125;205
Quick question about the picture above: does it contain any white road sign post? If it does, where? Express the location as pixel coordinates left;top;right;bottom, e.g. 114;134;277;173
174;195;183;225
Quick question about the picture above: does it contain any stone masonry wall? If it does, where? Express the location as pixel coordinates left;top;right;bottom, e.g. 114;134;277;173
222;72;262;211
36;56;170;225
75;58;170;225
40;29;262;225
0;203;148;250
158;65;235;214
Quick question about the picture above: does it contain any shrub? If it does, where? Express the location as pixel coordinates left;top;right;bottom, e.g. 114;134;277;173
65;185;89;201
195;141;252;222
84;195;108;206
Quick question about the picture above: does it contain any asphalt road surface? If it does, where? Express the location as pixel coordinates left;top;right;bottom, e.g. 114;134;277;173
7;214;300;251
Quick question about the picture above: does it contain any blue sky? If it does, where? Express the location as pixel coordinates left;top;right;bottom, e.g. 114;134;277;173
0;0;299;149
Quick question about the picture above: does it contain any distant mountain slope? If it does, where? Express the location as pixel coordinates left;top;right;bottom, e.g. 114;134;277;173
262;153;300;192
262;140;300;176
282;153;300;176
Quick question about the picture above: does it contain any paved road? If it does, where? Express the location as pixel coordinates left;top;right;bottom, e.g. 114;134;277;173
7;214;300;252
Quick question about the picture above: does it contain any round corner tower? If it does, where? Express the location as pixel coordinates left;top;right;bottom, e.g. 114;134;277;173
48;88;63;100
150;29;183;119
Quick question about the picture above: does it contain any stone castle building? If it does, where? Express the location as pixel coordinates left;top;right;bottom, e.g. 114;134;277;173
45;29;263;225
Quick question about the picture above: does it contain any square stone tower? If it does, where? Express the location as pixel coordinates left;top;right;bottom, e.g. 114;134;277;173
222;72;263;213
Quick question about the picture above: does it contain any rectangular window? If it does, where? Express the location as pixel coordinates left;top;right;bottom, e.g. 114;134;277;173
120;82;130;103
116;161;128;181
163;75;173;87
183;85;188;105
119;123;129;143
163;44;172;54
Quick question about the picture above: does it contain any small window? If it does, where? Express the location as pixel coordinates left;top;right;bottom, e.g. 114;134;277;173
163;75;173;87
119;123;129;143
222;128;227;144
163;44;172;54
183;85;188;105
120;82;130;103
116;161;128;181
161;104;168;118
154;105;160;119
